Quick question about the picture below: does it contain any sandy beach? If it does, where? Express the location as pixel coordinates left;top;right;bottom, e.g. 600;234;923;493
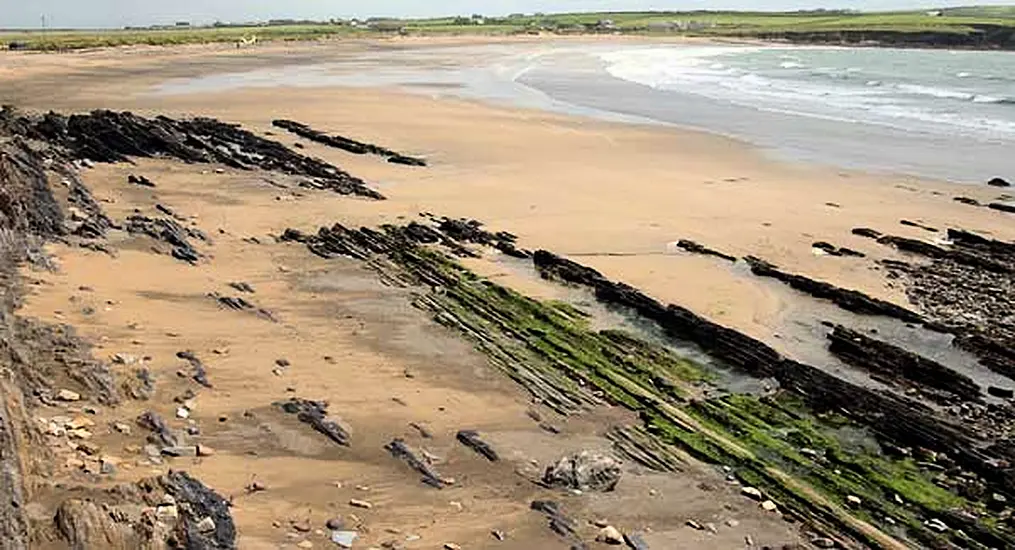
3;38;1015;549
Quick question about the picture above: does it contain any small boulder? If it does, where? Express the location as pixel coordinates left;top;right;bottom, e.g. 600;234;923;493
988;177;1011;188
760;500;778;512
542;451;622;492
57;389;81;402
349;499;372;509
330;531;357;548
596;526;624;545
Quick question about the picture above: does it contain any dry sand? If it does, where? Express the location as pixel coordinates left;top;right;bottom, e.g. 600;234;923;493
6;38;1014;548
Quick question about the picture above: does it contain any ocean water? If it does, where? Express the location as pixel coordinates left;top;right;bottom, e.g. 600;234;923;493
515;44;1015;182
598;46;1015;141
154;43;1015;182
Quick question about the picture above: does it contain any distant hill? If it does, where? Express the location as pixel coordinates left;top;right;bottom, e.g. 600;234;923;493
942;5;1015;18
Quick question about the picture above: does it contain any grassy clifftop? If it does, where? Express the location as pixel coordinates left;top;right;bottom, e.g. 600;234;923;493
2;8;1015;51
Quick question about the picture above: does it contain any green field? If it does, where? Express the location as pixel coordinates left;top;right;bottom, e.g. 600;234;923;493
3;7;1015;51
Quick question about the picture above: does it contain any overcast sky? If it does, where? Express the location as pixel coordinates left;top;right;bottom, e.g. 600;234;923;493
2;1;1012;29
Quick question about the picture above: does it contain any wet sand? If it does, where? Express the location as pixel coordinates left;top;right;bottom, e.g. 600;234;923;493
5;38;1015;548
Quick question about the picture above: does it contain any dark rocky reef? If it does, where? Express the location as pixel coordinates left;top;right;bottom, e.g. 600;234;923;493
385;438;448;488
435;217;530;259
530;249;1015;501
899;219;938;233
744;256;924;323
855;227;1014;274
456;430;499;461
283;216;529;263
827;325;981;403
877;228;1015;380
272;119;426;166
0;106;383;199
282;217;1015;547
127;173;156;188
675;239;736;262
125;214;206;264
275;397;350;446
988;202;1015;214
811;241;865;257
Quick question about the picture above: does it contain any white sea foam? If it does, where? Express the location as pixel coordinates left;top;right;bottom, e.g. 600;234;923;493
599;46;1015;140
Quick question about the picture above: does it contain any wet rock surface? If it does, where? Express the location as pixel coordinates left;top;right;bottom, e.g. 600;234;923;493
530;249;1015;516
877;228;1015;380
827;325;981;403
272;119;427;166
744;256;924;323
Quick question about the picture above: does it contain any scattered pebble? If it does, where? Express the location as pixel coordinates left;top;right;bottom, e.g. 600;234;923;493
349;499;373;509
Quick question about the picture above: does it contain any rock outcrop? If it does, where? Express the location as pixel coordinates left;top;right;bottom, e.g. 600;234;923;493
827;325;982;402
275;398;350;446
530;249;1013;498
542;451;622;492
744;256;924;323
54;471;236;549
272;119;427;166
1;107;383;199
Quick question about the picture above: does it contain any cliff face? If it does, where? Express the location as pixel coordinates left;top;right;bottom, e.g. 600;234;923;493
753;24;1015;49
